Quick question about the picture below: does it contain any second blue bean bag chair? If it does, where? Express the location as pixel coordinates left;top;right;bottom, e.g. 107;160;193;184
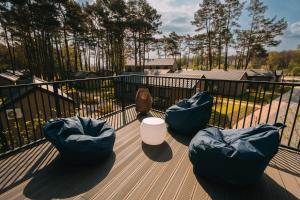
44;116;115;164
189;123;284;186
165;91;213;135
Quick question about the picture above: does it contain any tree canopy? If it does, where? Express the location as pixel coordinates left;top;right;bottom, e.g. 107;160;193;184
0;0;161;80
0;0;291;79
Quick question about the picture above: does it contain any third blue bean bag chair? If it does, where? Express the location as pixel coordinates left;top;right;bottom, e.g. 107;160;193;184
165;91;213;136
44;116;115;164
189;123;284;186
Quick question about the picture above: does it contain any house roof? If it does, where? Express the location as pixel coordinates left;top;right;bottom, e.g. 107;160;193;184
204;69;247;80
0;72;20;82
123;69;171;76
122;74;199;89
0;70;31;85
71;71;97;79
33;77;73;100
6;69;30;77
173;69;246;81
144;69;171;75
245;69;274;77
171;70;206;78
125;58;176;67
275;70;283;76
0;77;73;111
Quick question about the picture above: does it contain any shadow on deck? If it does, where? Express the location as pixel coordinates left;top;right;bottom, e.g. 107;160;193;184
0;107;299;200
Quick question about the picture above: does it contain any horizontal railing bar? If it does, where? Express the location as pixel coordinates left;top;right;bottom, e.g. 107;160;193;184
0;138;46;160
0;74;299;156
0;75;119;89
126;74;300;86
0;74;300;89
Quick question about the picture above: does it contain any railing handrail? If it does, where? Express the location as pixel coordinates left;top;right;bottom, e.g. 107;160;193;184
0;75;119;89
1;74;300;89
124;74;300;86
0;74;299;155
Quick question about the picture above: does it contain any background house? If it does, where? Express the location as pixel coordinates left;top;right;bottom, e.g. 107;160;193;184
116;73;200;109
274;70;283;82
0;73;20;86
0;70;32;97
174;69;248;96
245;69;275;82
71;71;99;79
242;69;282;89
0;70;31;85
0;78;74;147
125;58;177;72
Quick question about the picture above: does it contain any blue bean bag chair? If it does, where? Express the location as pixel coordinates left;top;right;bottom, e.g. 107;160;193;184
43;116;115;164
189;123;284;186
165;91;213;135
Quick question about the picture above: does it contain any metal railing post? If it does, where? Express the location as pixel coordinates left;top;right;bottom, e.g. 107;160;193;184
204;80;208;91
121;76;125;112
53;83;61;118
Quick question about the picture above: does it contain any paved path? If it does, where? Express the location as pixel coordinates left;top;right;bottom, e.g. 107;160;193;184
235;87;300;148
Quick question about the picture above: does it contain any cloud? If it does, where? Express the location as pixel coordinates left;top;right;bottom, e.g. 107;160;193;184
284;21;300;38
162;23;194;35
289;21;300;36
147;0;199;35
76;0;94;5
76;0;198;35
170;16;190;24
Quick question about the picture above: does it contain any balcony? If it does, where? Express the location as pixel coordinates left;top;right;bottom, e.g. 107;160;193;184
0;75;299;199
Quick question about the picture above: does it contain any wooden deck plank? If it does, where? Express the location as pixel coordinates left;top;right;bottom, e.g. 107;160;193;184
158;150;191;200
264;166;291;200
124;141;183;200
142;146;187;200
0;108;299;200
90;139;174;199
174;165;198;200
108;137;178;200
276;164;300;199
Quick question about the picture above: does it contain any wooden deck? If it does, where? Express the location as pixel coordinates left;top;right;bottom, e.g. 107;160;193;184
0;107;299;200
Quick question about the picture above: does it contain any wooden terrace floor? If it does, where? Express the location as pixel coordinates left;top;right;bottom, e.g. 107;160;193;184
0;107;299;200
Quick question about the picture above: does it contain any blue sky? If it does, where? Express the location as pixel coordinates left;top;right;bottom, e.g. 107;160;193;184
79;0;300;51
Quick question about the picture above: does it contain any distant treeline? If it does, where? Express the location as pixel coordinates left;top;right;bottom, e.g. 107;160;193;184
154;0;288;71
0;0;290;80
0;0;161;80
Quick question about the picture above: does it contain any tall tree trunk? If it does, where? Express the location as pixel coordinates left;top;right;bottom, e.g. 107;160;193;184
186;48;190;70
138;32;142;71
3;26;15;72
143;35;146;68
59;39;65;71
218;35;222;70
54;35;63;78
234;54;238;69
46;34;55;80
133;32;138;68
73;33;78;71
88;46;91;71
207;31;212;70
224;42;229;70
63;25;71;72
11;36;17;72
78;44;83;71
83;45;88;70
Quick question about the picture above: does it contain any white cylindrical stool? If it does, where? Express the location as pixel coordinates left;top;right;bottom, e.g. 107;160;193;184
140;117;167;145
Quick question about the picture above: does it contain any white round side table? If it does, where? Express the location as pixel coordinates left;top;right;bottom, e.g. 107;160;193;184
140;117;167;145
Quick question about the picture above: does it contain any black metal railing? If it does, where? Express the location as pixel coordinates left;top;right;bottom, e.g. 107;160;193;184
0;75;299;156
121;75;300;151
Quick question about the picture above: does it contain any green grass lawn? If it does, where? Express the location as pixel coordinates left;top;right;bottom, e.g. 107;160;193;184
210;85;292;129
241;86;292;104
210;99;259;128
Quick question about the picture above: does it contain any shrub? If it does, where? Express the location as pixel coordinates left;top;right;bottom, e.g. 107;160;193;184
292;67;300;76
